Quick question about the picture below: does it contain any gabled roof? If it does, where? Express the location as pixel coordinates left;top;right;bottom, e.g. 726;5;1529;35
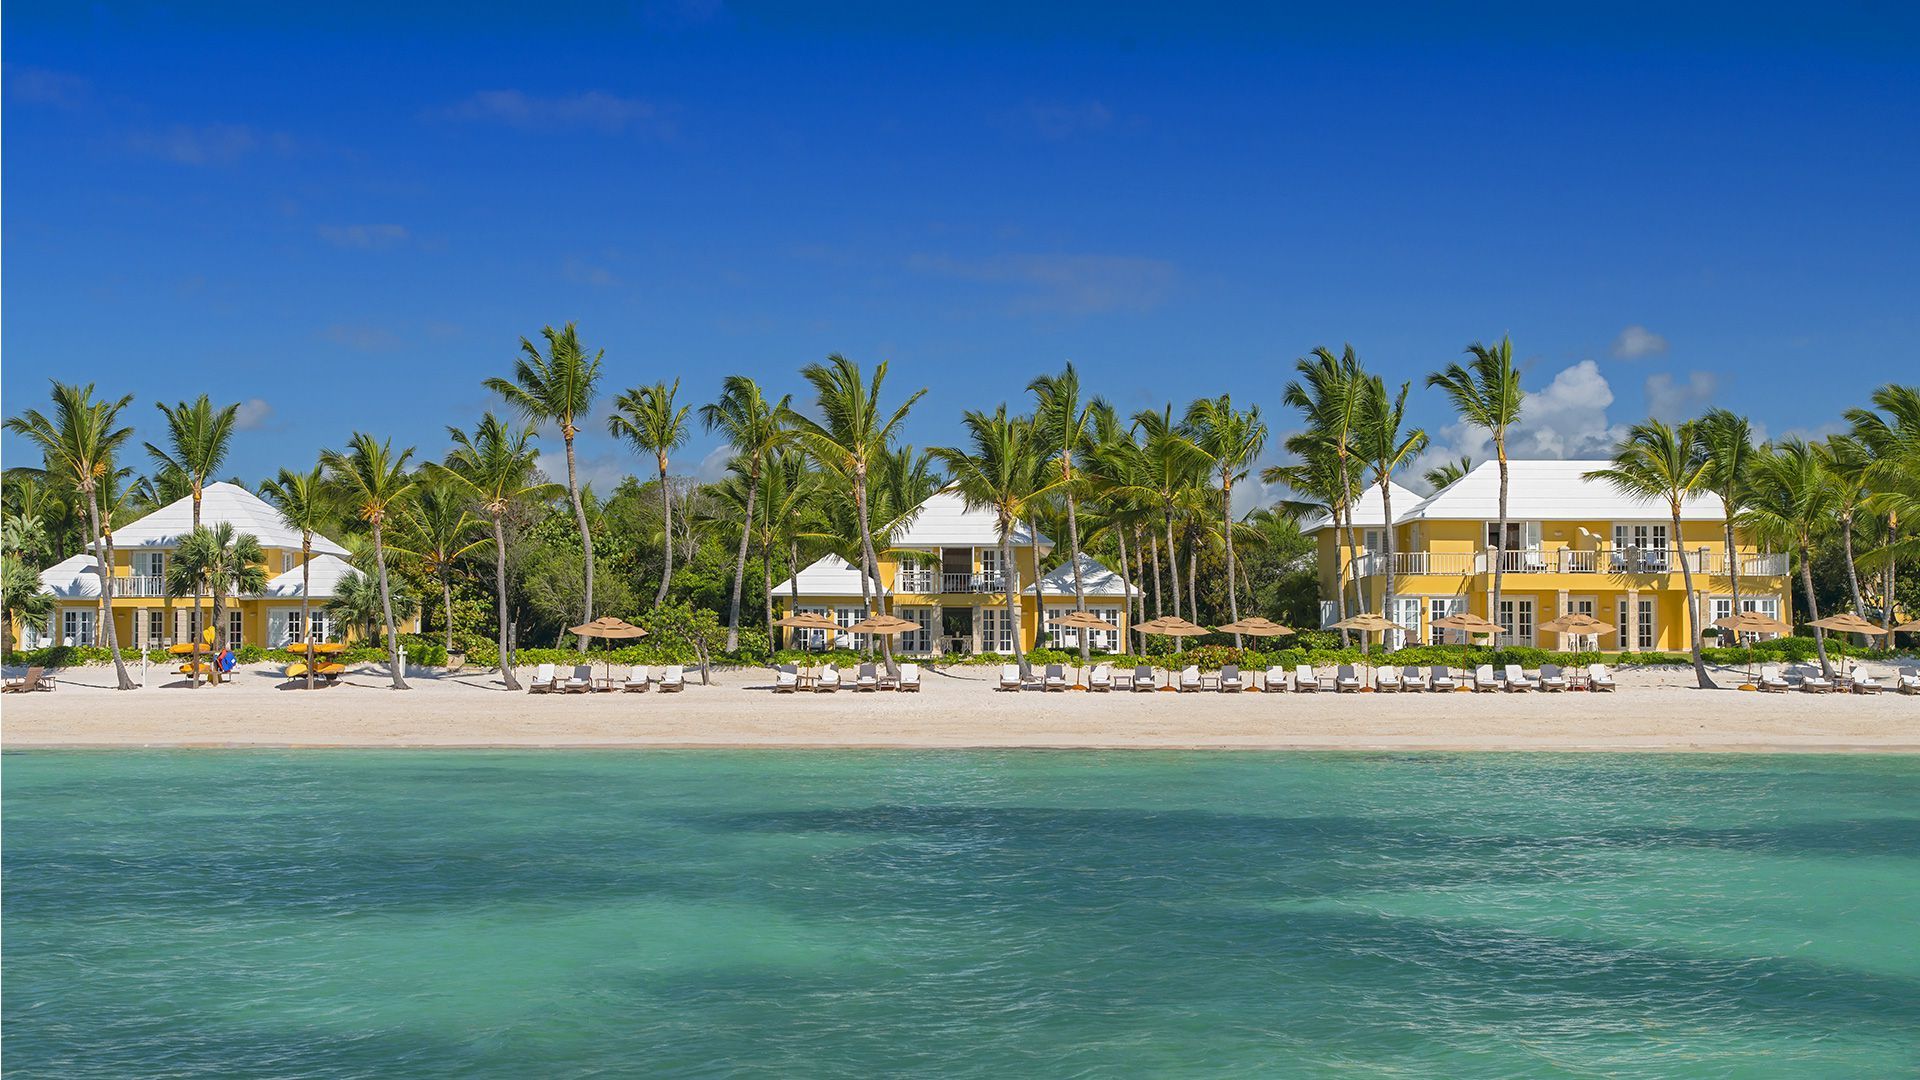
772;554;885;598
260;555;357;599
39;554;105;599
1401;459;1728;521
106;482;351;555
1301;481;1422;533
888;490;1050;550
1026;553;1137;598
38;552;361;600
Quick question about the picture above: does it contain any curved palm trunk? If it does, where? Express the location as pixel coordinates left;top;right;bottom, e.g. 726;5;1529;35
788;539;802;649
1674;507;1715;689
1379;479;1397;647
1114;525;1133;633
1222;476;1242;648
1840;511;1867;645
190;490;204;685
564;430;594;650
1001;525;1025;677
761;536;774;647
655;454;673;607
442;575;455;654
1148;528;1164;618
1723;514;1742;616
1798;544;1830;678
492;515;519;691
725;469;758;653
302;537;315;691
1065;487;1088;667
1164;511;1183;653
1187;545;1199;629
853;472;895;676
1338;502;1359;649
1491;439;1509;640
372;519;408;690
87;495;135;690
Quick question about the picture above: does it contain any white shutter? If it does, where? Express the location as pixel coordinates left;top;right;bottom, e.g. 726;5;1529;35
268;610;290;648
1524;522;1542;551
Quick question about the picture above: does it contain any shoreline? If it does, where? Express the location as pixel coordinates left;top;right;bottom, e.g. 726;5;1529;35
5;661;1915;754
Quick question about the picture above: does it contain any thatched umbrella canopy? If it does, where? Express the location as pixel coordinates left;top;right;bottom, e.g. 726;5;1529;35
1539;612;1615;649
1133;615;1209;637
847;614;919;636
1808;612;1887;636
1056;610;1119;632
570;616;648;681
1215;617;1295;638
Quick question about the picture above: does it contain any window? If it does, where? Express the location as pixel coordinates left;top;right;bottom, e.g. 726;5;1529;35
980;607;1016;653
1429;597;1464;644
132;551;164;579
229;610;245;649
1614;524;1670;571
896;554;934;594
793;606;832;650
1561;596;1600;650
1497;597;1535;647
62;609;95;647
898;607;933;653
1618;599;1657;650
1362;528;1384;555
834;606;868;650
148;610;167;647
1388;597;1421;649
978;549;1004;590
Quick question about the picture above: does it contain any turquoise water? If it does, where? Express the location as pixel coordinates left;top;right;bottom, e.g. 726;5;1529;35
5;752;1917;1078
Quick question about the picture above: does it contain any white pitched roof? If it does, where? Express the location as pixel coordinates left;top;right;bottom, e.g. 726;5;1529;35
888;490;1049;550
1301;481;1422;533
260;555;357;599
772;554;885;598
106;482;350;555
1027;553;1137;598
39;554;104;598
1401;459;1728;521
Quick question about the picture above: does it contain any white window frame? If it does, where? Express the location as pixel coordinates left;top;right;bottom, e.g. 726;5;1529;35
1428;597;1464;644
978;548;1003;591
63;608;96;647
897;607;933;654
1614;522;1671;572
228;609;245;650
1497;597;1535;648
834;606;868;651
979;606;1016;654
1562;595;1600;650
1387;597;1421;649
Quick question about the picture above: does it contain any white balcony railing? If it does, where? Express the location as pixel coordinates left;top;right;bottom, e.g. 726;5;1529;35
108;575;169;598
896;569;935;593
1351;547;1788;580
938;572;1007;594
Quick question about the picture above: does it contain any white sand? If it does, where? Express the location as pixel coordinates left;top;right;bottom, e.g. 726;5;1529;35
4;660;1916;752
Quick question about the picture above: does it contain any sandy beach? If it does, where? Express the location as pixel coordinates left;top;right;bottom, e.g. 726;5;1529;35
4;660;1916;752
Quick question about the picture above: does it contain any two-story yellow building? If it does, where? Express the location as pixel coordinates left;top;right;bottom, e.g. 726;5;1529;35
20;482;401;651
775;490;1135;655
1310;460;1791;652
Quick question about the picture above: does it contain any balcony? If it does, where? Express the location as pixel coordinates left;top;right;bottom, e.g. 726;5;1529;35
1351;547;1788;580
108;575;169;598
1348;552;1478;578
938;571;1007;594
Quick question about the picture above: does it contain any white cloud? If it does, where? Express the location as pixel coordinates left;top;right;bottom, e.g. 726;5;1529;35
432;90;669;136
317;224;409;249
1411;359;1631;482
233;398;274;431
694;445;736;483
907;252;1176;314
1644;371;1719;421
1610;324;1669;359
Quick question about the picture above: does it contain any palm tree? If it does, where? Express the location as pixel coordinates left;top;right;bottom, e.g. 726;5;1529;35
1283;346;1368;643
755;450;825;646
1084;403;1151;627
431;414;554;690
259;466;332;690
699;376;792;651
608;379;692;608
1266;439;1359;638
1427;336;1524;631
1694;409;1754;617
329;569;421;643
145;395;239;649
485;322;603;647
6;383;138;689
1353;377;1428;645
1739;439;1840;678
1183;395;1268;647
1586;421;1716;689
931;407;1055;677
322;433;418;689
1817;435;1876;637
392;480;486;655
788;355;926;674
3;554;55;650
1128;405;1208;650
1029;364;1103;664
1423;456;1473;492
164;523;269;684
1846;384;1920;638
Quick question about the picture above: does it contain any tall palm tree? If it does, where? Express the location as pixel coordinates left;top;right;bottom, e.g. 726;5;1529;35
1353;377;1428;645
1283;346;1368;642
1846;384;1920;638
2;553;54;650
1266;439;1359;637
322;433;418;689
608;379;692;608
1127;405;1209;650
485;322;603;647
1739;439;1840;678
1029;364;1103;664
1183;395;1268;646
699;376;792;651
431;414;554;691
1694;409;1754;617
789;355;925;674
1816;435;1877;633
392;480;487;655
6;383;138;689
164;523;268;684
329;569;421;643
931;407;1056;677
1586;421;1716;689
1427;336;1524;630
145;395;239;649
1084;403;1150;626
259;465;332;690
1423;456;1473;492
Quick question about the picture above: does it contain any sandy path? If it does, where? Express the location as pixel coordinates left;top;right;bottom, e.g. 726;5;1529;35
4;661;1916;752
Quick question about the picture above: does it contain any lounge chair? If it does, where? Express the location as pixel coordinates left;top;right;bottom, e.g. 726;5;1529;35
1295;664;1321;692
899;663;921;692
1374;664;1401;692
774;664;798;693
2;666;53;693
999;664;1023;691
1899;666;1920;695
1219;664;1245;692
1472;664;1500;692
1428;666;1458;692
1794;664;1833;694
1587;663;1616;691
1539;664;1568;692
1178;665;1203;692
855;663;880;691
1401;666;1427;691
563;665;593;693
624;666;652;692
528;663;557;694
1851;668;1887;695
1131;665;1158;692
658;665;685;692
814;664;841;692
1503;664;1538;692
1264;665;1288;691
1044;664;1068;692
1334;665;1362;692
1758;664;1790;693
1088;664;1113;692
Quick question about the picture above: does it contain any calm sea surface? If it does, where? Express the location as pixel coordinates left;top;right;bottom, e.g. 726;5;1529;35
4;751;1917;1078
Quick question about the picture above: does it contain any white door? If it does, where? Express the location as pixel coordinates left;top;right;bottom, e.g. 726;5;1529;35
1428;597;1464;644
1498;597;1535;647
1388;597;1421;649
1566;596;1599;650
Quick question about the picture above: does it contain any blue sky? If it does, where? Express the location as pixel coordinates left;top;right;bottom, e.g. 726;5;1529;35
6;2;1917;507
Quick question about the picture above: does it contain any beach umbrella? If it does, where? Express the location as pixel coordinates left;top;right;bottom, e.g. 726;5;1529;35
1713;611;1794;686
1808;612;1887;679
570;616;648;683
1054;611;1121;688
1431;611;1504;646
1894;619;1920;633
1539;611;1615;650
847;614;918;655
1331;612;1400;686
1132;615;1209;637
773;610;839;651
1214;617;1296;638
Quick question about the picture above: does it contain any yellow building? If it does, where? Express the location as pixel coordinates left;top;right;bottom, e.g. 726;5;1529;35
1310;460;1791;651
774;490;1136;655
21;482;409;651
